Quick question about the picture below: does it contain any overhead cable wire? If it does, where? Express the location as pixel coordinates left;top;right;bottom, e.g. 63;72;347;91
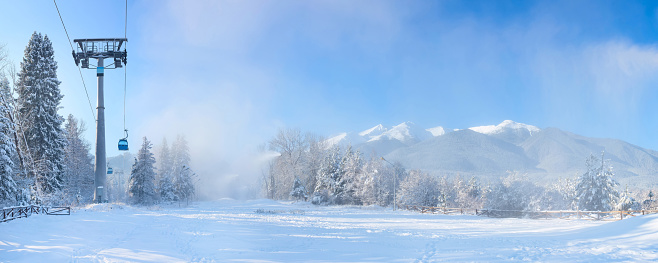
123;0;128;133
53;0;96;121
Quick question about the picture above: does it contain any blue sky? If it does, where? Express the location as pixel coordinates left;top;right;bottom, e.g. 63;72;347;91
2;0;658;184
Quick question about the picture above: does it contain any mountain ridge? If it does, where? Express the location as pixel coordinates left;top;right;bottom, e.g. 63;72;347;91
326;120;658;188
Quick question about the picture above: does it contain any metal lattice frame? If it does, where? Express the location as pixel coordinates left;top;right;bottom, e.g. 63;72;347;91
72;38;127;69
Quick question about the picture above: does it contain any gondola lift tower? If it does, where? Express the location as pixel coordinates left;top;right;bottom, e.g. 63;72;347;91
72;38;127;203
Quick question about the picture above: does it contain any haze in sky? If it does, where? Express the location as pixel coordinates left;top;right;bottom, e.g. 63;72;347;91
2;0;658;198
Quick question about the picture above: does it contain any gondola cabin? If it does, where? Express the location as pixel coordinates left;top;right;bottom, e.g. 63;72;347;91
107;167;113;174
118;138;129;151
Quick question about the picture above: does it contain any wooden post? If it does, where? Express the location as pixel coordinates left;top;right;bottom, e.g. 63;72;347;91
620;211;623;220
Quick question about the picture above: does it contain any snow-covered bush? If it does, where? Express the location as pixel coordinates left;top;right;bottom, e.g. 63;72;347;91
616;187;640;211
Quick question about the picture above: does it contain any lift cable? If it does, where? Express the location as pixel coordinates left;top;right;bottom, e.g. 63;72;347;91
53;0;96;121
123;0;128;136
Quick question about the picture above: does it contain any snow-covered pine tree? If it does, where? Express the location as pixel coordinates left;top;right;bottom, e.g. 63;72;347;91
312;145;341;205
0;89;16;206
16;32;66;194
576;152;619;211
128;137;157;205
63;115;94;204
173;165;195;204
353;156;380;206
303;134;325;198
157;138;176;202
171;135;195;203
0;75;27;179
289;177;307;201
437;176;455;207
336;145;361;205
171;135;190;177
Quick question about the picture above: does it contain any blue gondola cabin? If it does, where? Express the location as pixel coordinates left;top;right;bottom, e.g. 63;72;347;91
118;139;128;151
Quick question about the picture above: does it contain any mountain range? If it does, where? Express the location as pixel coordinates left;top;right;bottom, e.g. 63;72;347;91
327;120;658;187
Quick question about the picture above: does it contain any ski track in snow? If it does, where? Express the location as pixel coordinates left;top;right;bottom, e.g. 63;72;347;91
1;200;658;262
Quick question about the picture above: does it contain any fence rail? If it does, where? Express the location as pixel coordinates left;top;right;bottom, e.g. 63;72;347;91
404;205;658;221
1;205;71;222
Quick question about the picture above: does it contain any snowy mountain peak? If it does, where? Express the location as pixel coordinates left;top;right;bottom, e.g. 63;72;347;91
326;132;348;146
369;122;432;144
469;120;540;135
359;124;387;137
426;126;451;137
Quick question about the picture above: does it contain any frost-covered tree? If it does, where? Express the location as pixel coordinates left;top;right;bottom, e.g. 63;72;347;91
576;152;619;211
336;145;361;204
486;171;543;211
157;138;176;202
312;145;341;205
0;94;16;206
173;165;195;204
353;156;379;206
171;135;195;203
128;137;157;205
16;32;66;194
268;128;308;200
540;176;578;210
63;115;94;204
455;176;483;209
396;170;439;207
303;134;326;197
436;176;455;207
289;177;307;201
615;186;639;211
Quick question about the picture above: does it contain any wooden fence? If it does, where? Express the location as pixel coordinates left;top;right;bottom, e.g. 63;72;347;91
404;205;479;215
1;205;70;223
404;205;658;221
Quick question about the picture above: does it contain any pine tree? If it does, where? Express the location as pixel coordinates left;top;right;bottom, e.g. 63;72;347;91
171;135;195;203
63;115;94;204
290;177;307;201
128;137;157;205
576;152;619;211
173;165;195;204
157;138;176;202
0;93;16;205
313;145;341;205
338;146;362;205
16;32;66;194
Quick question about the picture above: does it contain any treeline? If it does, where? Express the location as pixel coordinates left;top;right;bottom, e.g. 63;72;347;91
265;128;654;212
0;32;93;207
124;135;197;205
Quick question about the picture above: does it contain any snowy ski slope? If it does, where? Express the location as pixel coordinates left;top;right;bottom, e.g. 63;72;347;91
1;199;657;262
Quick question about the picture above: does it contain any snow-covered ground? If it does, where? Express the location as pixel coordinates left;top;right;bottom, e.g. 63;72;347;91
1;200;658;262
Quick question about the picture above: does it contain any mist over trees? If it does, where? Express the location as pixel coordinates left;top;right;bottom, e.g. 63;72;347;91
264;128;652;212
